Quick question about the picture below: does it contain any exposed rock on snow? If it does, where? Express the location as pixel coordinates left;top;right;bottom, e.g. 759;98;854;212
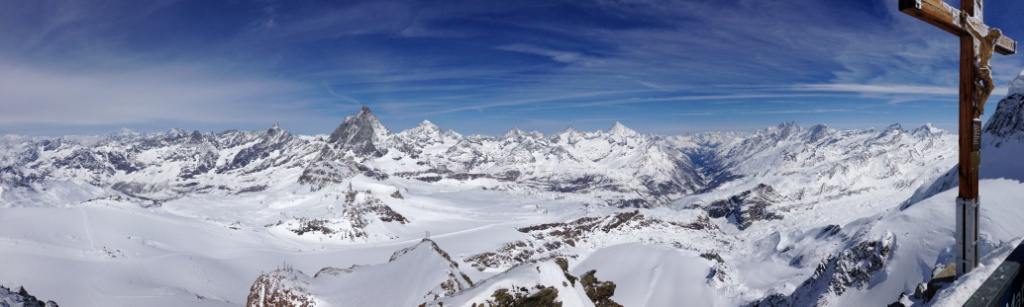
246;265;317;307
903;71;1024;208
751;232;895;306
465;210;724;271
326;106;393;158
0;285;59;307
275;189;408;241
247;239;472;306
698;183;783;230
0;97;999;306
984;92;1024;146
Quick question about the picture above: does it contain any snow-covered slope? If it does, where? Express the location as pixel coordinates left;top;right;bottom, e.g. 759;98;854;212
904;75;1024;207
3;70;1024;306
247;239;472;306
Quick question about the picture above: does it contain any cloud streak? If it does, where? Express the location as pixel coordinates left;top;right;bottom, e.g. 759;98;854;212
2;0;1023;136
793;84;958;95
0;59;340;133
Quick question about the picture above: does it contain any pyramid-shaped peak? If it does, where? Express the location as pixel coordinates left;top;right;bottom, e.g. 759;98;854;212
266;122;291;138
326;106;392;157
417;120;439;130
608;121;638;136
268;122;282;132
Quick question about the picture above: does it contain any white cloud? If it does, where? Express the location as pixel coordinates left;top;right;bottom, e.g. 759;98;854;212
0;60;324;129
496;44;587;64
793;84;958;95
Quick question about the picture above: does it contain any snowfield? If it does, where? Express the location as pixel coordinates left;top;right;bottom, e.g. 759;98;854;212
3;74;1024;306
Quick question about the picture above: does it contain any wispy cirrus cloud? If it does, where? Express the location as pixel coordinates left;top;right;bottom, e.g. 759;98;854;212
3;0;1023;136
0;59;346;134
793;84;958;95
793;83;1009;104
495;44;590;64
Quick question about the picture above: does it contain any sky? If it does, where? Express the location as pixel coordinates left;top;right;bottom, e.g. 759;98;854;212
2;0;1024;137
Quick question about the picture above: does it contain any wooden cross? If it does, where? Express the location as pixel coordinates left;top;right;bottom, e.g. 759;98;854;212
899;0;1016;277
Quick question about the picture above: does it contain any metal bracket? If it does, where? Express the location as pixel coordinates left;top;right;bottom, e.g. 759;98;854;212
973;118;982;151
957;197;980;277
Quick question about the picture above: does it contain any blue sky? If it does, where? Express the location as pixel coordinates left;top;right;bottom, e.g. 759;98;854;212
2;0;1024;136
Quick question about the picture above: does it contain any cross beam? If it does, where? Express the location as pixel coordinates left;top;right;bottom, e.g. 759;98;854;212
899;0;1017;278
899;0;1017;54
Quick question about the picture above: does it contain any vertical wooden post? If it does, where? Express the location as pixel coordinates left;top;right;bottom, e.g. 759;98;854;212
956;0;982;277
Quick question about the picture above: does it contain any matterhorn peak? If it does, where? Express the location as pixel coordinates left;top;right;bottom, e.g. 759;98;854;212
326;105;392;157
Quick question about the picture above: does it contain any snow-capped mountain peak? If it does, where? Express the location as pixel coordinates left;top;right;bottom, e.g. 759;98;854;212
607;121;639;138
985;69;1024;145
0;98;982;307
442;129;462;139
775;121;802;139
807;124;831;142
417;120;439;132
327;106;392;157
501;127;528;140
911;123;944;138
551;125;582;144
398;120;445;146
1008;68;1024;96
885;123;903;132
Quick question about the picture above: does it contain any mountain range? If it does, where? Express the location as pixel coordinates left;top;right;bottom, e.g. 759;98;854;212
3;73;1024;306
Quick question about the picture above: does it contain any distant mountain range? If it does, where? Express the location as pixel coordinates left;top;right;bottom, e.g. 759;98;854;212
4;73;1024;306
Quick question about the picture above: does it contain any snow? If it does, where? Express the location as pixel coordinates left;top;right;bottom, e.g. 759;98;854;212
0;89;1023;306
1008;69;1024;96
572;243;726;306
437;260;595;307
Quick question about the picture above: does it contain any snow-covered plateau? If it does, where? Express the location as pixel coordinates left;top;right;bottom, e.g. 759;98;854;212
4;77;1024;306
